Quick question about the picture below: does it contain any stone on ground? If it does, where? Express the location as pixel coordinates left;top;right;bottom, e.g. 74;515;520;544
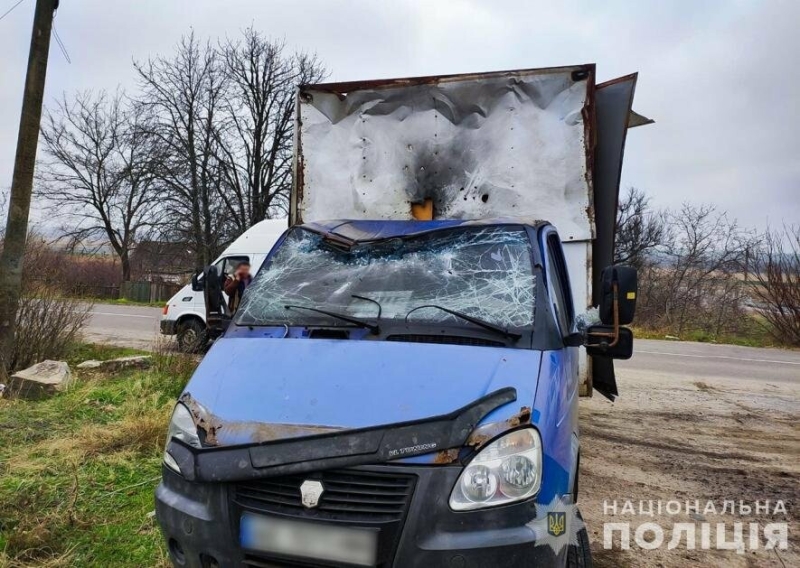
76;355;152;372
8;360;72;400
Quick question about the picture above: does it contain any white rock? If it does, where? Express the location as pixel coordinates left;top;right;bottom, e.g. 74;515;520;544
8;360;72;400
76;355;152;372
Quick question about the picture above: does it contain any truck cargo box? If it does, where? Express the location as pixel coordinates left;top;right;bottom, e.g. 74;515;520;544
291;65;648;394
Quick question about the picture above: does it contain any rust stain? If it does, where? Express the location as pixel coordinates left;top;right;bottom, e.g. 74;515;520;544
466;406;533;449
180;392;223;445
179;392;342;447
434;448;460;464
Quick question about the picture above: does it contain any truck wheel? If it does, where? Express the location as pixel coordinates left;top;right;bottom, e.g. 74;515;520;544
567;510;592;568
177;319;207;353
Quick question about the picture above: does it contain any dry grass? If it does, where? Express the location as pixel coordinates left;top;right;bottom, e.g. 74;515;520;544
0;343;197;567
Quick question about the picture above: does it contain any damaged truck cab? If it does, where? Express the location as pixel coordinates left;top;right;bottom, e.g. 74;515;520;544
156;65;647;567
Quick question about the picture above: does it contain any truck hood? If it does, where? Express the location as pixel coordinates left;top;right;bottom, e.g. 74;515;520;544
181;336;540;447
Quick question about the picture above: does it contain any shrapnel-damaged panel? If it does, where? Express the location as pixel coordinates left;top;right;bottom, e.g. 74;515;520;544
293;66;595;241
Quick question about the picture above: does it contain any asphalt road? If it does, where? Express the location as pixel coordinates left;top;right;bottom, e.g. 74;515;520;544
83;304;800;383
82;304;163;350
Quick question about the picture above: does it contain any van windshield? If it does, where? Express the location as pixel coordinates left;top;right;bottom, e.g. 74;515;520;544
235;225;536;330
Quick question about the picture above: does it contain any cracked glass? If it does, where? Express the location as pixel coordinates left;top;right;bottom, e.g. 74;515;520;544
236;226;536;330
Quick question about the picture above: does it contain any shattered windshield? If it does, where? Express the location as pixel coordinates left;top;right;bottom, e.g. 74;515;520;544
235;225;536;330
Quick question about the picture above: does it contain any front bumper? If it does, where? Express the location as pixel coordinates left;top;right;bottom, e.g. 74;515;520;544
161;319;177;335
155;464;566;568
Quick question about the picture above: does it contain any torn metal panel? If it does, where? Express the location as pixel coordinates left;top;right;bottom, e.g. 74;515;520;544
591;73;640;401
292;65;596;242
628;109;654;128
465;406;532;449
180;393;342;446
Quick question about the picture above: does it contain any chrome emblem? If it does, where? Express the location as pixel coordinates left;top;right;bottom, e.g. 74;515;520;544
300;480;324;508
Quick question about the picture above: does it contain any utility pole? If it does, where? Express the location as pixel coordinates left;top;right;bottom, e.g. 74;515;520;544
0;0;59;375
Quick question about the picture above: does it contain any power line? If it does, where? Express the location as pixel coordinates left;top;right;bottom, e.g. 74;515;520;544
0;0;28;22
52;23;70;63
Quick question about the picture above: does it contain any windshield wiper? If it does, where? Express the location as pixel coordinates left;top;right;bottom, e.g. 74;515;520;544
284;304;380;335
405;304;521;341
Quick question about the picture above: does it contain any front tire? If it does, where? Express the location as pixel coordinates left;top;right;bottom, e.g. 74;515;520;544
567;510;592;568
177;318;207;353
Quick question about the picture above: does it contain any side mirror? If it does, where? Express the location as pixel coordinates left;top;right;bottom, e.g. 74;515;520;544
191;268;205;292
599;265;637;326
585;325;633;360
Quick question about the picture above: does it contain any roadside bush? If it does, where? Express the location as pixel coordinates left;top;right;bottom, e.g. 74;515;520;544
0;238;91;373
24;235;122;299
750;226;800;346
619;201;761;343
8;284;91;372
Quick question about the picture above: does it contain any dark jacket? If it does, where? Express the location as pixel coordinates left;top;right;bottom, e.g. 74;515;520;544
223;275;252;312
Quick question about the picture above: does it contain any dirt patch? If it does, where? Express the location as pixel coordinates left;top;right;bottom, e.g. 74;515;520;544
580;370;799;567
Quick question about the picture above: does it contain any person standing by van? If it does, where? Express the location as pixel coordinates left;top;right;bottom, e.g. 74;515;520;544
223;261;252;312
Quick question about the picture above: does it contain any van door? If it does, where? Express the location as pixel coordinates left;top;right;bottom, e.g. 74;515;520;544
542;231;580;406
215;255;251;302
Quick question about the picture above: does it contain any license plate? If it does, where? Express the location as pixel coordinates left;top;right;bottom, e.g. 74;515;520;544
240;513;378;566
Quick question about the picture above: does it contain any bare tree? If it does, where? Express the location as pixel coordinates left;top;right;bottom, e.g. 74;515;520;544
134;32;231;266
38;91;162;281
750;226;800;346
636;203;755;339
216;30;326;230
614;187;665;270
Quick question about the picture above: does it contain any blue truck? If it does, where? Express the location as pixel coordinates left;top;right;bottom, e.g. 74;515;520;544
156;65;648;567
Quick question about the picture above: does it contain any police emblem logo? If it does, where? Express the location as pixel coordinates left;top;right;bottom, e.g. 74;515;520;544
547;512;566;537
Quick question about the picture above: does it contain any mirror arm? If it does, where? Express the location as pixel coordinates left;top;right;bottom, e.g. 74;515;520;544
586;282;621;348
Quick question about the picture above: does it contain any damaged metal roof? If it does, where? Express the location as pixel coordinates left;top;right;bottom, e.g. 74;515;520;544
292;65;596;241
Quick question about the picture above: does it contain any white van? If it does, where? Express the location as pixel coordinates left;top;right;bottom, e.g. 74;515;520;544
160;219;287;351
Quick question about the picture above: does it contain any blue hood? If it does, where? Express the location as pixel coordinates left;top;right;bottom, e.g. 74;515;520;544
182;337;540;446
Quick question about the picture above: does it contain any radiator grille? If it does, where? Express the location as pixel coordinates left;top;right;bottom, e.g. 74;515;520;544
235;469;415;523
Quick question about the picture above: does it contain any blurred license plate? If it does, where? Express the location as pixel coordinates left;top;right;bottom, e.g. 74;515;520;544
240;513;378;566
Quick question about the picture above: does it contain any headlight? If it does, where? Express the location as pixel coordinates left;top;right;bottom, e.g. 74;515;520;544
449;427;542;511
163;403;201;473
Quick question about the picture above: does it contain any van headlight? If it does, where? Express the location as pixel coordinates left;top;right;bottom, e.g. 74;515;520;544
163;403;201;473
449;427;542;511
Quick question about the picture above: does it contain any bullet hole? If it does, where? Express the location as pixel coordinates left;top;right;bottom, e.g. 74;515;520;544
481;194;489;203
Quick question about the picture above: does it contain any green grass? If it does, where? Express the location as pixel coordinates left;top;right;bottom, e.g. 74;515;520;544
0;346;197;567
632;315;787;349
64;343;149;367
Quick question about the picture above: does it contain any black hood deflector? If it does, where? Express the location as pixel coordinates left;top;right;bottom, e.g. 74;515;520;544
168;387;517;482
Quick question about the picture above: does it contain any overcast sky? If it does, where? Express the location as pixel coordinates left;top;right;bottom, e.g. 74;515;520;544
1;0;797;230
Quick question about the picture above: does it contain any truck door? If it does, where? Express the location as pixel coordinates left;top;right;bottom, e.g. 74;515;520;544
542;230;580;419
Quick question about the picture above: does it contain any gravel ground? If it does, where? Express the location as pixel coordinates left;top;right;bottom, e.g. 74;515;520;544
580;368;799;567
